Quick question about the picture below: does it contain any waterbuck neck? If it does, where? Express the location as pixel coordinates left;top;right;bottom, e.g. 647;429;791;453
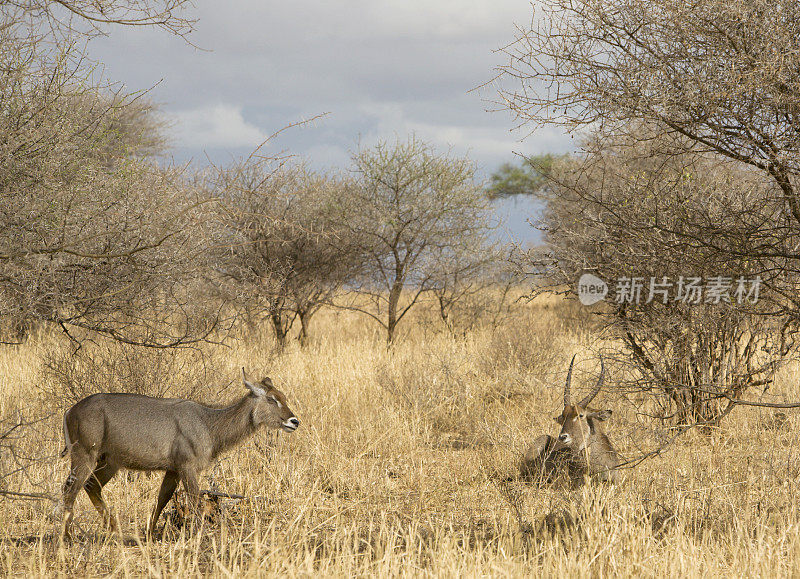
206;395;259;458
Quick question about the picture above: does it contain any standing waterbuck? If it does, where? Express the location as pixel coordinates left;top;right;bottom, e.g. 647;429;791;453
60;369;300;539
520;355;620;485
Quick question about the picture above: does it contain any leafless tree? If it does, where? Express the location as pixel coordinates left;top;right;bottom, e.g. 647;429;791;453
497;0;800;424
532;129;799;426
428;243;519;336
0;47;218;346
4;0;195;42
339;136;494;343
497;0;800;264
0;0;223;348
208;161;361;350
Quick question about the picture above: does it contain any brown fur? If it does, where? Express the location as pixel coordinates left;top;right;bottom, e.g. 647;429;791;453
520;357;620;484
60;369;299;539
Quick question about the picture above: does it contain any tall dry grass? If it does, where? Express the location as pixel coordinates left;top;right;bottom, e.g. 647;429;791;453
1;295;799;576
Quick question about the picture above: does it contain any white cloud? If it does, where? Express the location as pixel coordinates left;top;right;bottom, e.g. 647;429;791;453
171;104;267;149
353;100;576;172
405;121;577;171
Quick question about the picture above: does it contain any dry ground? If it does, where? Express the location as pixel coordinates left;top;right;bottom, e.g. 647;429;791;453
1;296;800;576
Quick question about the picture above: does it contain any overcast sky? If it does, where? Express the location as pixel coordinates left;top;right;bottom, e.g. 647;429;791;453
89;1;573;241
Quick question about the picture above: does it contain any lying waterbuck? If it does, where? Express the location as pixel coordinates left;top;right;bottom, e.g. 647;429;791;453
520;356;620;485
60;369;299;539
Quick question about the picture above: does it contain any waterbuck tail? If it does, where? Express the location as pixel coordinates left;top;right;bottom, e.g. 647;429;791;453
60;412;71;458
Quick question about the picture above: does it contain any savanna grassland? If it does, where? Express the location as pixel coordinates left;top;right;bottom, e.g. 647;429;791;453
1;295;800;576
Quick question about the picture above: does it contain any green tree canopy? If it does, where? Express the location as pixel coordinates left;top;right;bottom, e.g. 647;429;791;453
486;154;566;199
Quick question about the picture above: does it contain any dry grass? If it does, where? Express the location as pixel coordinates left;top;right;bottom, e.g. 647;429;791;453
2;295;800;576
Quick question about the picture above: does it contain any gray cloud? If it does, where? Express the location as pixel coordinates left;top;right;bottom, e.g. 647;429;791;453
89;1;567;240
91;1;569;162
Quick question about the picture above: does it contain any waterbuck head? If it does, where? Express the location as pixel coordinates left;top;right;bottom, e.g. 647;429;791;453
552;356;609;454
241;368;300;432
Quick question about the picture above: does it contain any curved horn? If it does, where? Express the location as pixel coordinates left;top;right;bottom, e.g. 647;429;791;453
563;354;576;406
578;356;605;407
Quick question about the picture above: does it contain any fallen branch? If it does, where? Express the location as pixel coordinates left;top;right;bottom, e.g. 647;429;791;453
0;489;57;502
200;489;245;500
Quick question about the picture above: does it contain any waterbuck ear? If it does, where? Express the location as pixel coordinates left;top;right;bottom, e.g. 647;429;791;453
589;409;612;421
242;367;266;397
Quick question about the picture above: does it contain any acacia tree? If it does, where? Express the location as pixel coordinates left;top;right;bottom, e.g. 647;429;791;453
0;86;215;346
498;0;800;268
533;130;797;426
209;161;360;350
0;1;217;347
498;0;800;422
426;241;521;336
486;154;563;199
340;137;493;343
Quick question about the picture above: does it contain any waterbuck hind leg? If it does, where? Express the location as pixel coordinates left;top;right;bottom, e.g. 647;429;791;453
61;447;96;540
595;463;619;484
83;459;120;533
148;471;180;539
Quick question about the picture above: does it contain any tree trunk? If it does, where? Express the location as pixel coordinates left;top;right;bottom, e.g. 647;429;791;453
269;311;289;352
297;310;311;347
626;330;741;429
386;280;403;344
436;292;455;334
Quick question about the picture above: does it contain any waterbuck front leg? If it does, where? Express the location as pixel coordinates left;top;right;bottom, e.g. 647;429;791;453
148;470;179;538
178;466;202;532
83;458;119;534
520;434;555;483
